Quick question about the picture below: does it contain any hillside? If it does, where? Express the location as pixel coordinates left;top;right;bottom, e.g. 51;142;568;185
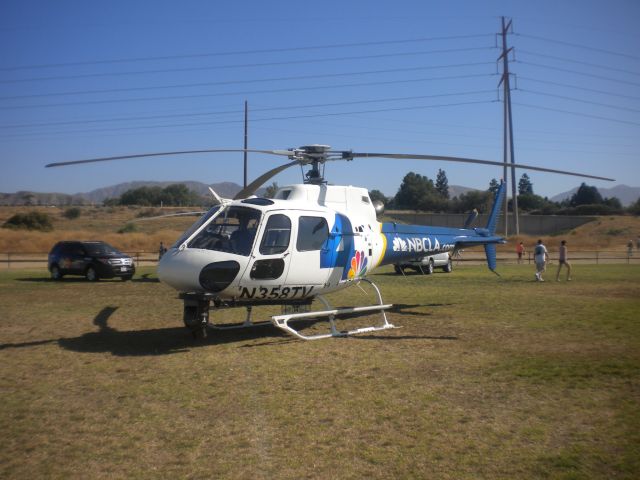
0;181;251;206
1;205;638;254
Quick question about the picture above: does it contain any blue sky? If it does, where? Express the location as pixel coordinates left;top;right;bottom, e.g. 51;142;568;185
1;0;638;199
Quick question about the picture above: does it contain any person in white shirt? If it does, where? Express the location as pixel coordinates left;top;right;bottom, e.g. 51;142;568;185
534;239;549;282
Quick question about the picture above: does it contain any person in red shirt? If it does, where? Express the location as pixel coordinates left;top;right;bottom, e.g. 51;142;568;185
516;241;525;264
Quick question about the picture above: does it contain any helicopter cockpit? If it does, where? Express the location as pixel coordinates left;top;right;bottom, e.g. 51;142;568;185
187;206;261;256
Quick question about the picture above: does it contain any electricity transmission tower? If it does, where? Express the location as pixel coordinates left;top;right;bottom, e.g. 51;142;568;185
498;16;519;235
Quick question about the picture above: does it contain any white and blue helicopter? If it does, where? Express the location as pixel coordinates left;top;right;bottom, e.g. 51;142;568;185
47;145;613;340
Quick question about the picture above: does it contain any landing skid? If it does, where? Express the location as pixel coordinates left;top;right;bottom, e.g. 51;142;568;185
180;279;397;340
271;279;396;340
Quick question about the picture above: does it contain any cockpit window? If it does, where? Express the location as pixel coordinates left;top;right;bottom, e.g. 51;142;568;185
188;206;261;256
297;216;329;251
172;205;221;248
259;214;291;255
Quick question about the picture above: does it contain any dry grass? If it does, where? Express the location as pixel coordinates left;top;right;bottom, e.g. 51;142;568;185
1;205;639;255
0;263;639;478
0;206;199;253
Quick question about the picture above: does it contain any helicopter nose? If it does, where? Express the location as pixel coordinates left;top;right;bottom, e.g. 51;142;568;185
199;261;240;292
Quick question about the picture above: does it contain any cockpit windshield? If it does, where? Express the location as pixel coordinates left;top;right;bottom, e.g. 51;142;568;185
172;205;222;248
188;206;261;256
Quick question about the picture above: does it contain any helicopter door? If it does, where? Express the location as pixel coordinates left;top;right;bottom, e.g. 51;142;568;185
238;212;293;300
285;214;331;289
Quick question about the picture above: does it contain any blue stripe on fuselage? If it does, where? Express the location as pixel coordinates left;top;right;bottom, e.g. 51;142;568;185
380;223;461;265
320;213;355;279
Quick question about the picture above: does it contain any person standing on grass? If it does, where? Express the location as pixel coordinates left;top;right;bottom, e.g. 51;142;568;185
555;240;572;281
534;239;549;282
628;240;634;258
516;241;525;264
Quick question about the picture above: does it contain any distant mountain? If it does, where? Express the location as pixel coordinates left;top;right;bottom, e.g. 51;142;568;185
0;180;252;206
81;180;244;203
551;184;640;207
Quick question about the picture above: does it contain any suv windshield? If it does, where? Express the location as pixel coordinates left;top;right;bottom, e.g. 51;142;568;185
188;206;261;256
83;242;122;256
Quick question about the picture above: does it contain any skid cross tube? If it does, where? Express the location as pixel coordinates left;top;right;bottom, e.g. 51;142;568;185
271;279;396;340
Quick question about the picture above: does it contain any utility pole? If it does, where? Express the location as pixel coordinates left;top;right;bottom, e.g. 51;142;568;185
243;100;248;189
498;16;519;235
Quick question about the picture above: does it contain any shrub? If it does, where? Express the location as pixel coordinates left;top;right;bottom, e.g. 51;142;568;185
63;207;81;219
117;223;138;234
136;208;161;218
2;211;53;231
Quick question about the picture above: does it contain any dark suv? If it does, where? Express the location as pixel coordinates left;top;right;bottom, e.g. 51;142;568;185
48;241;135;281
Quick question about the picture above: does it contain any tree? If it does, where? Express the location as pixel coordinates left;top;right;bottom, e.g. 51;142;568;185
435;169;449;199
264;182;279;199
517;193;546;211
450;190;493;214
118;184;201;206
570;183;603;206
394;172;446;211
488;178;500;194
368;189;388;205
602;197;622;210
518;173;534;195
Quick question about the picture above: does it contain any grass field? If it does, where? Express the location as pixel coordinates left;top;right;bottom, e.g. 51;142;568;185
1;264;639;479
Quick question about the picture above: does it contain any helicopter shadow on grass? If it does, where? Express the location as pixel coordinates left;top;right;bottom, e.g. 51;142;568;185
15;273;159;283
2;304;458;355
16;276;93;283
54;306;296;356
16;277;129;283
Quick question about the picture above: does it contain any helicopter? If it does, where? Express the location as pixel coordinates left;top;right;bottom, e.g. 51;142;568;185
47;144;614;340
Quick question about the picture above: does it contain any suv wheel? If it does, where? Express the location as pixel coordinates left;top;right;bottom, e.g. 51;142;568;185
425;259;434;275
50;265;62;280
85;266;99;282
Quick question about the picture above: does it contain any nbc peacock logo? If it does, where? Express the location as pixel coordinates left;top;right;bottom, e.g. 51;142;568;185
392;236;408;252
347;250;368;279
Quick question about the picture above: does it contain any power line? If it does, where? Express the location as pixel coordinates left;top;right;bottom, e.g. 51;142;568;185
517;49;640;77
0;64;496;110
518;61;640;87
520;89;640;114
0;67;494;101
0;33;495;71
518;76;640;102
517;33;640;61
513;102;640;126
0;99;497;139
1;89;495;129
0;47;494;84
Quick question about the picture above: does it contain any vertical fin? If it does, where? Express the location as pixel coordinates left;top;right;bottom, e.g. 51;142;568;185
486;180;506;235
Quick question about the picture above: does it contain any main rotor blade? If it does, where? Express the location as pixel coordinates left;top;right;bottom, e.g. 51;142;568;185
350;152;615;181
233;160;301;200
45;149;293;168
